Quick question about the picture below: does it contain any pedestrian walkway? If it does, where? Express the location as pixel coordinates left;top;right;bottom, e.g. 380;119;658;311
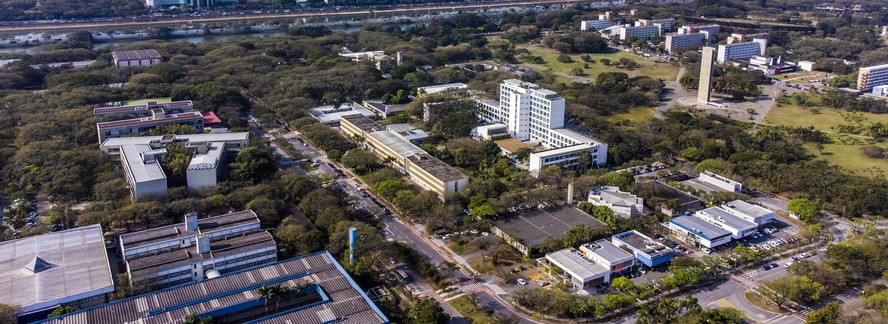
459;281;486;293
731;274;760;289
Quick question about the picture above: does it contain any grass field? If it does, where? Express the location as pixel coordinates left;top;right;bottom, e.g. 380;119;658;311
125;97;172;105
776;71;828;86
805;139;888;178
707;17;803;27
520;46;680;81
606;107;655;124
764;103;888;132
450;295;497;323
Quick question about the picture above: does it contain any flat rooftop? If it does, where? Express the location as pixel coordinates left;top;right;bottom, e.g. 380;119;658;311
96;112;203;129
121;144;166;183
111;49;162;61
495;138;535;153
310;102;376;124
594;186;639;207
101;132;250;148
120;210;259;249
187;142;224;170
341;114;385;133
581;240;633;263
613;230;673;259
368;130;426;157
38;251;388;324
550;128;601;145
494;207;604;248
93;100;192;116
547;249;608;280
681;178;728;194
0;224;113;315
128;231;275;278
669;216;731;240
724;200;773;218
407;153;467;182
698;207;757;230
418;83;468;95
532;143;594;158
362;101;409;115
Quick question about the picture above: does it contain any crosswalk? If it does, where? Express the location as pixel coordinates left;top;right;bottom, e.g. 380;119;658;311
731;274;760;289
794;308;812;319
458;282;486;293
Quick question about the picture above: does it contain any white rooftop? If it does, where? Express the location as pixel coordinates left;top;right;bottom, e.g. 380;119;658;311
550;128;600;145
697;207;758;231
187;142;224;170
593;186;640;207
417;83;467;95
581;240;634;264
122;144;166;183
724;200;773;218
368;130;426;157
100;132;250;148
0;224;114;315
546;249;608;281
531;143;595;158
309;102;376;124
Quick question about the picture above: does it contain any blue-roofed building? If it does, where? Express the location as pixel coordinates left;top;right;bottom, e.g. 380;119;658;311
611;230;675;268
36;251;389;324
666;216;732;249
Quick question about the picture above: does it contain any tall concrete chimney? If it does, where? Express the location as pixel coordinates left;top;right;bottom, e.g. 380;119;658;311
567;183;575;205
185;212;198;231
196;234;211;254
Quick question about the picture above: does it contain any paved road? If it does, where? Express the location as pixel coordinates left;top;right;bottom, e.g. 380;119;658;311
0;0;598;33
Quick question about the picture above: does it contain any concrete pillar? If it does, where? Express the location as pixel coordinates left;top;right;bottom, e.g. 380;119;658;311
698;46;716;104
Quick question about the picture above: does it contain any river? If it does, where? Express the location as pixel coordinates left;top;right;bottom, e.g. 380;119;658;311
0;23;409;55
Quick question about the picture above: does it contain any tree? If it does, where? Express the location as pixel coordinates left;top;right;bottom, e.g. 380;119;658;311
469;205;496;219
257;284;290;314
805;302;841;324
682;307;743;324
407;297;449;324
182;313;214;324
610;277;635;294
787;198;820;223
231;145;278;184
0;304;19;324
340;149;381;175
48;306;77;318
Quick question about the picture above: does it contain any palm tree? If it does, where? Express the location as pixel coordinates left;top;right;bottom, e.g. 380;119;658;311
182;313;213;324
257;284;291;314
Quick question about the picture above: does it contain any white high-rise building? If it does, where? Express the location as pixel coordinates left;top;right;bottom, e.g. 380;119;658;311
478;80;607;173
665;33;707;54
858;64;888;92
497;79;565;144
716;39;767;63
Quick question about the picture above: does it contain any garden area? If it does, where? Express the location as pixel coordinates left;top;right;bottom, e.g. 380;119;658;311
517;45;680;82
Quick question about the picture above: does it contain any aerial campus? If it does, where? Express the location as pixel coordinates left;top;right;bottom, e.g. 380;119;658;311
1;0;888;323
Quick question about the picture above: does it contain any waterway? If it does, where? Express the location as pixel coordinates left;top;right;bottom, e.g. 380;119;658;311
0;23;405;55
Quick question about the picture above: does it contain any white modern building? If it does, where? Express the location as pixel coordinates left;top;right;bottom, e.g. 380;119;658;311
309;102;377;125
667;216;732;248
695;207;758;239
111;49;162;67
581;19;617;31
874;85;888;97
472;123;509;140
635;18;675;31
588;186;644;217
721;200;776;226
678;24;720;37
698;170;743;192
417;83;468;96
386;123;428;143
100;133;250;199
95;108;204;143
476;80;608;173
119;211;277;289
716;39;767;63
858;64;888;92
0;225;114;320
544;240;634;289
797;60;815;72
620;25;662;40
665;33;707;54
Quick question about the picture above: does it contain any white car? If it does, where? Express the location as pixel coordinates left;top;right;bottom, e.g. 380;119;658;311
517;279;528;285
701;248;712;254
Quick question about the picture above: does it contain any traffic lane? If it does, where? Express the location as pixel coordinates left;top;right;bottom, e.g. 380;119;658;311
379;213;449;265
472;290;539;324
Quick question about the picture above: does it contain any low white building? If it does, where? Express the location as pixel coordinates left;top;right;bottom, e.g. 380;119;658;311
797;60;815;72
873;85;888;97
588;186;644;217
581;19;617;31
309;102;377;125
721;200;775;226
667;216;732;248
186;142;224;191
544;240;634;289
698;170;742;192
472;123;509;140
417;83;467;96
695;207;758;239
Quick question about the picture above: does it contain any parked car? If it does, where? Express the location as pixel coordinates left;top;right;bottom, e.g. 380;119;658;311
517;278;528;285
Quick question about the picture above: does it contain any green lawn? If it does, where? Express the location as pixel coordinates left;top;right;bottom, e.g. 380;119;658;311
764;103;888;132
804;139;888;178
520;46;679;81
125;97;172;105
606;107;655;124
449;295;497;323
